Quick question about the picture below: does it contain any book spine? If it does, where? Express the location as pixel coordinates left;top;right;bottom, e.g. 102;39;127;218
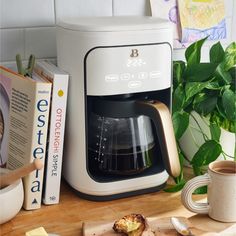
7;79;51;210
39;69;69;205
26;82;51;209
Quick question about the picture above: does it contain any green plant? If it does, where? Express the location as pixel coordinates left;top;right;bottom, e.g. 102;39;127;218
165;38;236;193
16;54;35;78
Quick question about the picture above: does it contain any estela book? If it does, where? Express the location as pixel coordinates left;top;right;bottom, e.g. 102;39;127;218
1;66;52;210
34;61;69;205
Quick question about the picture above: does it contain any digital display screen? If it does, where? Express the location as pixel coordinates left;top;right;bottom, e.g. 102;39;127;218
126;58;146;67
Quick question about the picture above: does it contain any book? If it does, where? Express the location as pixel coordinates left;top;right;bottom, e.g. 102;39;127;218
34;61;69;205
0;69;11;167
1;66;52;210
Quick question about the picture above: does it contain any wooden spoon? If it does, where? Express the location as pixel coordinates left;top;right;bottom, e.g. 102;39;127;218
0;159;43;189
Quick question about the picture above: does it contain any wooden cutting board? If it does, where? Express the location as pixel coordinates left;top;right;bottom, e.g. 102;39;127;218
82;217;212;236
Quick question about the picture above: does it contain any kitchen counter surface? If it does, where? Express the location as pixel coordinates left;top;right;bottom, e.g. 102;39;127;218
1;174;234;236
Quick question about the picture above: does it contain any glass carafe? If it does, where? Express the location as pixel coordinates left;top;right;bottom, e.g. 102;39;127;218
88;98;180;177
88;114;156;175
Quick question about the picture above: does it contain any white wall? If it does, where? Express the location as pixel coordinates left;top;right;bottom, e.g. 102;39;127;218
0;0;235;65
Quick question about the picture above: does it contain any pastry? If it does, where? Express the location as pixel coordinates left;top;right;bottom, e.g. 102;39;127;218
113;214;151;236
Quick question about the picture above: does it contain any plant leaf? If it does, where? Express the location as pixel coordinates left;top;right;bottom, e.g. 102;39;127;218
222;89;236;121
185;63;218;82
193;93;218;116
206;82;229;90
185;81;208;100
193;186;208;194
178;150;185;171
210;41;225;63
209;123;221;142
164;179;186;193
211;107;235;132
229;121;236;133
191;140;222;167
215;63;232;84
185;37;208;66
229;66;236;83
172;111;189;140
173;61;186;88
193;165;203;176
223;42;236;71
172;84;186;112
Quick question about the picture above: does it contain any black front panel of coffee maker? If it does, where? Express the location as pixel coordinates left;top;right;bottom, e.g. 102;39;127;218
86;88;171;183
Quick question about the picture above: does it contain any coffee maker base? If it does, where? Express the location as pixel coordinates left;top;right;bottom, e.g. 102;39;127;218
66;181;167;201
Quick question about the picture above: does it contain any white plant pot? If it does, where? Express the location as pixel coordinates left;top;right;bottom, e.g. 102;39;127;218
179;111;235;166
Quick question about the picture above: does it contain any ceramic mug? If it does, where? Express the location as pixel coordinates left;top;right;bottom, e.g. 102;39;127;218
181;160;236;222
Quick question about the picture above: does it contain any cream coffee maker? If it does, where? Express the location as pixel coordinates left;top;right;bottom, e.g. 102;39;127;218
57;16;180;200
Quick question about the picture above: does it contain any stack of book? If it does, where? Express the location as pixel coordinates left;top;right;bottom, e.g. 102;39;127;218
0;61;69;210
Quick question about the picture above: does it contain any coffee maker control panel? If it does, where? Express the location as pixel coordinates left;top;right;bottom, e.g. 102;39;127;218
86;43;172;96
105;71;161;82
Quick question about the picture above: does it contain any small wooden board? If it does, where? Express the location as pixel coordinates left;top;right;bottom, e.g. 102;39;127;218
82;217;209;236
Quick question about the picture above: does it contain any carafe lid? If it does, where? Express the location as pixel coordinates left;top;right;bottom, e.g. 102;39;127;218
57;16;172;32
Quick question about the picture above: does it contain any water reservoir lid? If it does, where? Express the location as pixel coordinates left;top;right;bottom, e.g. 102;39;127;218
57;16;172;32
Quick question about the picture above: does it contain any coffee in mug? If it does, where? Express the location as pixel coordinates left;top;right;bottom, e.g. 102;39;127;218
181;160;236;222
213;167;235;174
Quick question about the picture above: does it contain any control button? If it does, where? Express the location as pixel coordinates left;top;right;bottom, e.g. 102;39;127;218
150;71;161;79
105;74;119;82
120;73;131;80
138;72;148;80
128;81;142;88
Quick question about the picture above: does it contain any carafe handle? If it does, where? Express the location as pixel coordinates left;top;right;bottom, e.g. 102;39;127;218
135;100;180;177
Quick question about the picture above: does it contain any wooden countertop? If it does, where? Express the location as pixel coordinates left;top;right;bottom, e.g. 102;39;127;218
0;177;234;236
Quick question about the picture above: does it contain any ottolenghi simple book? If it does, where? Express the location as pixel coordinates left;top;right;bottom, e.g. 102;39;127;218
35;61;69;205
1;66;52;210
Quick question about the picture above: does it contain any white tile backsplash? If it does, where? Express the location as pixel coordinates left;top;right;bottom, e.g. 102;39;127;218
232;1;236;41
113;0;151;16
224;17;232;44
0;0;55;29
224;0;234;17
0;29;24;61
172;48;186;62
25;27;56;59
55;0;113;22
0;0;235;63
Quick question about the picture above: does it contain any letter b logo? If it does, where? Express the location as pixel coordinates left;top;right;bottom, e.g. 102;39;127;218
130;49;139;57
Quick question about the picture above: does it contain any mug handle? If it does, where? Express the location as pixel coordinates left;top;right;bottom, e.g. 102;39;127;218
181;174;210;214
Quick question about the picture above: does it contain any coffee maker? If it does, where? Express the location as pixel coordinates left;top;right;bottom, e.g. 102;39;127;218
57;16;180;200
